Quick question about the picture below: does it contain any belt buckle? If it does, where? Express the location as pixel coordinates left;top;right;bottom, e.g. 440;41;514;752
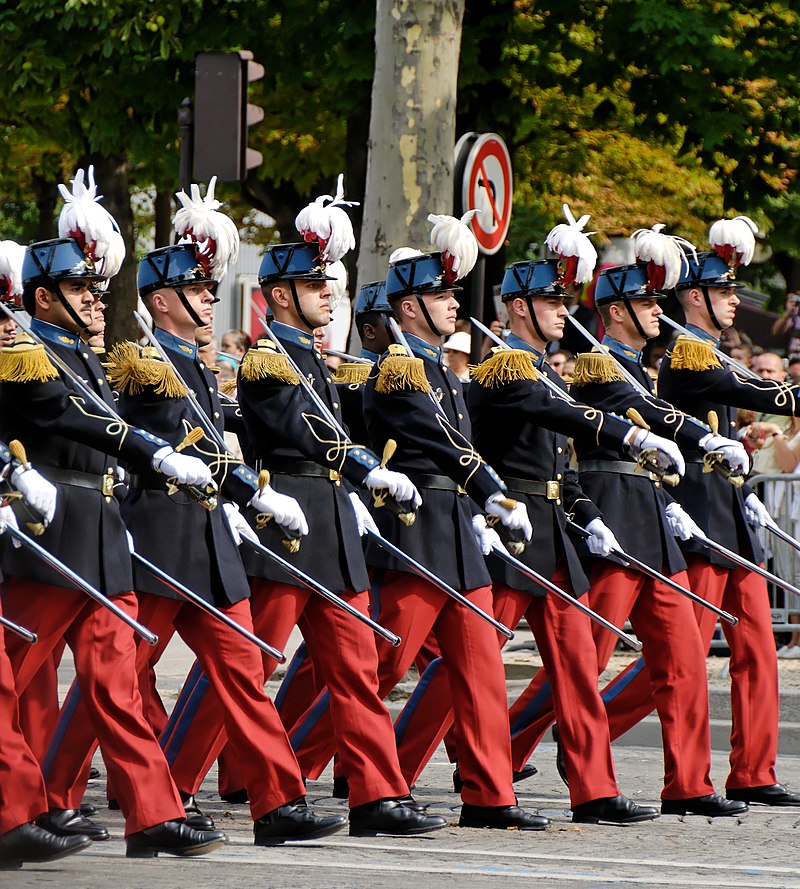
328;469;342;486
546;480;560;500
102;468;115;501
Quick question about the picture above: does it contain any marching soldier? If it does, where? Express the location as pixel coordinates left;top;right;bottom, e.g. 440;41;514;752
604;218;800;807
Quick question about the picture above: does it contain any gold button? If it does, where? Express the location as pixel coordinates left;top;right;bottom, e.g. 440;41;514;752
98;378;104;385
655;481;661;488
326;377;332;384
556;473;562;480
209;386;214;393
199;362;205;369
452;388;458;395
557;446;563;454
556;499;562;505
214;411;220;419
458;413;464;419
333;402;339;409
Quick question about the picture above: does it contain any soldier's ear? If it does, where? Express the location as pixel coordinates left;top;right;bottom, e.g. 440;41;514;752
34;286;53;313
397;297;416;320
270;284;291;309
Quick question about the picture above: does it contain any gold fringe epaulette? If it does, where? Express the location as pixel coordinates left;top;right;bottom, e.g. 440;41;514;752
668;335;721;371
333;362;371;385
106;342;186;398
571;351;625;385
375;344;431;394
218;378;238;397
471;348;538;388
240;338;299;384
0;333;58;383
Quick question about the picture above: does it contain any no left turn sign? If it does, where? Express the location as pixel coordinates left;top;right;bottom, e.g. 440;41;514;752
455;133;513;256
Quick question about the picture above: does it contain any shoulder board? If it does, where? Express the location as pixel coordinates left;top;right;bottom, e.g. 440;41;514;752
0;333;58;383
471;347;538;388
571;350;624;385
375;344;431;394
668;335;721;371
240;338;299;384
106;341;186;398
333;362;371;386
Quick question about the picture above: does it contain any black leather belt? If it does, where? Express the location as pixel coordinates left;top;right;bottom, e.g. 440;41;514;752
39;465;116;497
256;458;342;482
503;476;561;500
405;472;464;493
578;460;642;476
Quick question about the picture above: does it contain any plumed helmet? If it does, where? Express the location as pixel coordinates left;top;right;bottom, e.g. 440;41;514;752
137;243;216;297
385;251;458;301
500;259;564;302
258;242;338;286
354;280;390;316
593;262;669;305
674;252;739;290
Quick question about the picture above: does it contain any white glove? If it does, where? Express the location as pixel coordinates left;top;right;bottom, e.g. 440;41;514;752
585;517;622;556
249;485;309;535
364;466;422;508
0;504;20;546
471;514;504;556
223;501;260;546
664;501;702;540
10;465;57;525
700;433;750;474
152;446;212;487
626;428;686;477
745;492;772;529
349;491;379;537
485;491;533;542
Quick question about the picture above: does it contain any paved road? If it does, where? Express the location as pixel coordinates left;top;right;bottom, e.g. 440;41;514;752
6;635;800;888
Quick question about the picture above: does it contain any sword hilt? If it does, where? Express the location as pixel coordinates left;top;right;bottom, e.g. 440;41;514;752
703;451;745;487
486;497;527;554
371;438;419;527
254;469;303;553
636;449;681;487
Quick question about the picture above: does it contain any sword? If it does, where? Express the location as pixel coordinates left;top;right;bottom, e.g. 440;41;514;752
130;549;286;662
240;535;401;647
6;526;158;645
324;348;372;365
566;520;738;626
691;527;800;603
364;528;514;640
0;613;37;644
763;520;800;558
488;541;642;651
387;318;450;421
659;314;759;380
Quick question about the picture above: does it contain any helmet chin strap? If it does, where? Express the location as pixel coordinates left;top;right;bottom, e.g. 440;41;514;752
53;280;90;332
289;280;315;332
415;294;442;338
702;285;724;331
524;297;550;351
174;286;206;328
623;299;649;341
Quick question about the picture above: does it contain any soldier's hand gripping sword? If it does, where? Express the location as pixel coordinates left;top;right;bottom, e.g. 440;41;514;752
128;544;286;662
256;314;419;526
566;519;738;625
487;539;642;650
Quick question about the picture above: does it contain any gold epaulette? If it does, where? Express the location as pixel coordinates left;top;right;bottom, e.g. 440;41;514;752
375;344;431;394
333;362;371;385
0;333;58;383
106;342;186;398
571;350;625;385
218;378;238;397
471;347;538;387
668;335;721;371
240;338;299;384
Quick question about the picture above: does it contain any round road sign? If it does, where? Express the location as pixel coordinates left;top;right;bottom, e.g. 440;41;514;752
459;133;513;255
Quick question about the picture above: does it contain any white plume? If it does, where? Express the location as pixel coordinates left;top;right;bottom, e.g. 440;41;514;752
389;247;425;264
630;223;697;291
709;215;759;267
295;173;359;263
0;240;25;298
174;176;240;282
57;165;126;278
327;260;348;312
427;210;479;282
545;203;598;285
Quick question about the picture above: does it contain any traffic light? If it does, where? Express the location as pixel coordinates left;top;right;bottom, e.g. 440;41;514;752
193;51;265;182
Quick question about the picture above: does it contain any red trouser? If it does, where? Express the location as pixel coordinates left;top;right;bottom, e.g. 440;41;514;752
507;564;715;800
601;556;778;790
42;593;305;821
165;580;408;808
18;644;64;762
2;580;184;835
392;567;620;807
0;604;48;835
289;570;516;808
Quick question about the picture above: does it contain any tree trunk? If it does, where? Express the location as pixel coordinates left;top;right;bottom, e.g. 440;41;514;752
92;154;137;346
357;0;466;289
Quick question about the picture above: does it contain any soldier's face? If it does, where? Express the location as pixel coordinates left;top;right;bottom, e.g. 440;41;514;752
420;290;459;336
177;283;215;325
86;292;107;337
706;286;739;328
628;298;662;339
0;313;16;348
294;280;332;328
52;277;95;329
533;296;568;341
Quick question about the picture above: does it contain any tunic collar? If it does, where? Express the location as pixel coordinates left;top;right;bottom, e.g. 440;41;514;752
685;323;720;347
360;347;379;362
271;321;315;351
154;326;197;359
602;335;642;364
404;332;442;363
30;319;80;350
505;333;546;368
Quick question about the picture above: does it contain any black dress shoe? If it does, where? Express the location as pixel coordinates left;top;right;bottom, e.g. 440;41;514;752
107;799;120;811
552;724;568;787
395;794;429;814
89;767;101;781
79;802;97;817
727;783;800;807
459;803;549;830
126;820;228;858
572;794;659;825
662;794;748;817
37;808;110;841
254;798;346;846
180;793;215;830
0;823;92;869
220;789;248;805
453;762;538;793
349;799;447;836
332;775;350;799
